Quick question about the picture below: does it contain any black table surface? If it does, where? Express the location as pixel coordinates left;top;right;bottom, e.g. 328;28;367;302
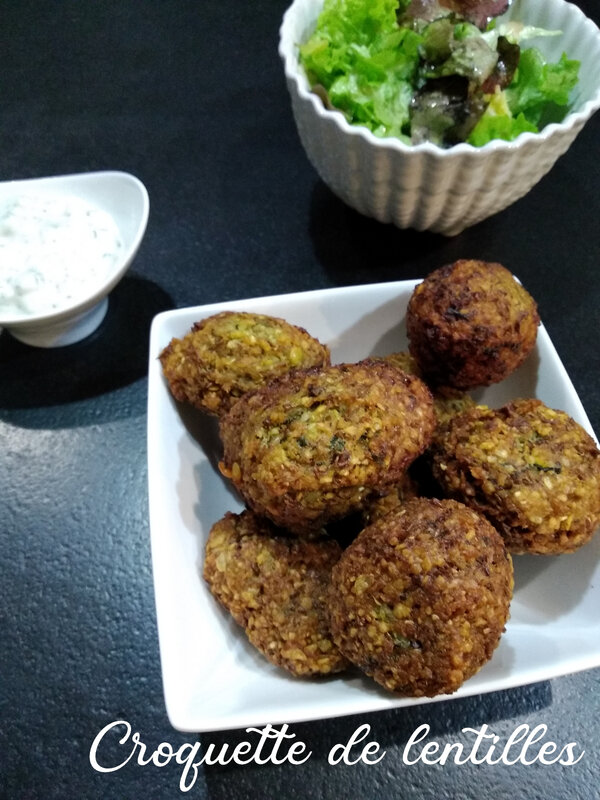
2;2;599;798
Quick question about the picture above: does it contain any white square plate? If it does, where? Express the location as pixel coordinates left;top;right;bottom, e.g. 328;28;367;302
147;281;600;733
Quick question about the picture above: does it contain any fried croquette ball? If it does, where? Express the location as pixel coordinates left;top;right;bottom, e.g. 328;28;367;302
328;497;513;697
406;260;540;389
203;510;348;676
219;360;436;534
159;311;330;415
431;399;600;554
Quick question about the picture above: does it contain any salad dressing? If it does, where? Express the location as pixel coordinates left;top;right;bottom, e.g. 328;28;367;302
0;194;123;317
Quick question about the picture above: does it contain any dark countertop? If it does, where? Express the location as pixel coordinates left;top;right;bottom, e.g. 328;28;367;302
1;2;599;798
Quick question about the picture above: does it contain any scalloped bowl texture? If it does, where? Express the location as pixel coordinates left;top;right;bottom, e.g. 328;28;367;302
0;171;149;347
279;0;600;235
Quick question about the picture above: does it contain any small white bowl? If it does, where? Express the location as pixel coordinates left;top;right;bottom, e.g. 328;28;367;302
0;170;149;347
279;0;600;235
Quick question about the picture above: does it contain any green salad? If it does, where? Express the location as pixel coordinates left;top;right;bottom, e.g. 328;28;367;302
299;0;580;147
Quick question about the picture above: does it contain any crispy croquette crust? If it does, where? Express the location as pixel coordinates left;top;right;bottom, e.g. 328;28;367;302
378;351;421;377
328;498;513;697
159;311;330;415
219;360;436;533
378;351;476;430
203;510;348;676
431;399;600;554
431;385;477;428
406;260;540;389
362;472;420;526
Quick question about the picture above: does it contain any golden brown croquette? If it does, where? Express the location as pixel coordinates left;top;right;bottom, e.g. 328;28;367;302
328;497;513;697
219;360;436;534
159;311;330;415
406;260;540;389
430;399;600;554
203;509;348;676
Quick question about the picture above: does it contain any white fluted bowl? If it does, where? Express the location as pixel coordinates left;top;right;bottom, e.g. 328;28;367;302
279;0;600;235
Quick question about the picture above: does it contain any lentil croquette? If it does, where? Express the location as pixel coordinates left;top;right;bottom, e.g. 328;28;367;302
203;510;348;676
159;311;330;415
406;260;540;389
328;498;513;697
219;360;436;534
431;399;600;554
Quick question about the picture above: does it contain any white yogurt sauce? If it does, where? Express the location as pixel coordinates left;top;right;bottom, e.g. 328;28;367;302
0;193;123;317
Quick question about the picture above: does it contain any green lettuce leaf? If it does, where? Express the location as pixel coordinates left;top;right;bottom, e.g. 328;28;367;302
467;87;536;145
467;108;537;146
505;48;580;127
299;0;422;140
